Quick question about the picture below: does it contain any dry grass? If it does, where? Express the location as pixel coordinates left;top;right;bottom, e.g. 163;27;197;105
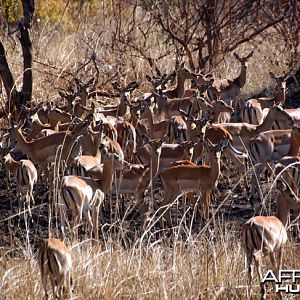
0;222;245;299
1;221;300;299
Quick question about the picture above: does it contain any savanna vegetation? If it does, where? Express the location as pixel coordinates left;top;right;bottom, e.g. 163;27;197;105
0;1;300;299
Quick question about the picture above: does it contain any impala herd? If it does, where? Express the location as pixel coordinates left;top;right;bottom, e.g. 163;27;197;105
1;53;300;299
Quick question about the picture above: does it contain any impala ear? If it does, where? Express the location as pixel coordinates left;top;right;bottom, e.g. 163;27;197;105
58;91;66;98
233;52;239;60
179;62;185;69
141;134;150;144
269;71;277;80
246;50;254;59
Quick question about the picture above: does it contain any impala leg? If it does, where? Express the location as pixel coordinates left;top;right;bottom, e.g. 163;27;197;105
202;190;211;220
246;253;254;300
91;205;100;240
253;252;266;300
159;191;176;228
71;205;81;241
135;194;149;220
41;267;49;300
56;273;65;300
64;271;72;300
49;273;57;300
17;188;22;217
83;208;93;239
251;163;265;203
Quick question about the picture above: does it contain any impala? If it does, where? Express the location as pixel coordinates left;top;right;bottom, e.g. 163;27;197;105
211;99;234;123
4;152;37;217
114;137;164;219
38;238;72;300
128;101;149;148
207;51;254;115
183;72;214;97
58;78;94;111
157;139;228;225
155;90;200;119
69;131;102;177
242;72;287;125
60;146;124;239
116;120;137;163
93;120;118;142
202;125;248;190
272;107;300;130
140;105;170;140
96;81;139;118
9;121;86;177
133;136;190;178
145;71;176;92
242;180;300;300
47;108;73;129
249;125;300;199
213;104;294;151
162;63;196;99
274;156;300;195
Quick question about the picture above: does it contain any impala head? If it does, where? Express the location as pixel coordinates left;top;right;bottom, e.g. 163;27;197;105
113;80;140;102
142;134;165;156
59;91;77;104
99;143;124;169
270;72;287;93
203;139;228;159
276;179;300;210
268;104;294;126
233;50;254;66
146;72;176;90
212;99;234;113
177;62;196;80
192;72;214;87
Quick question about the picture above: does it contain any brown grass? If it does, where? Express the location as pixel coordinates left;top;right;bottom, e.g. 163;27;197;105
1;220;300;299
